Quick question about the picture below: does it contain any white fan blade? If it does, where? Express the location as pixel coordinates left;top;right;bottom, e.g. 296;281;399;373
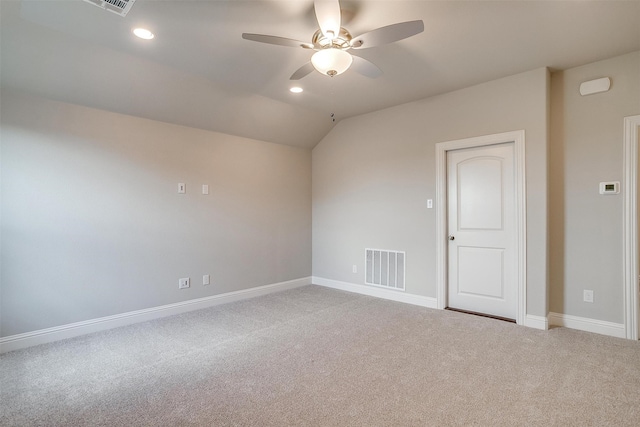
314;0;341;39
290;62;315;80
242;33;313;49
351;55;382;78
350;20;424;49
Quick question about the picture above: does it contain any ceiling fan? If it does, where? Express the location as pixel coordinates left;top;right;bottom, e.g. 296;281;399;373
242;0;424;80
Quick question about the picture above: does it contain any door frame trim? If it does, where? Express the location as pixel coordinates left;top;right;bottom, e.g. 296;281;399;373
623;115;640;340
435;130;527;325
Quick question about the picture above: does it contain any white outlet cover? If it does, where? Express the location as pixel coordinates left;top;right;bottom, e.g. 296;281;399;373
202;184;209;195
583;290;594;303
178;278;190;289
178;183;186;194
203;274;210;285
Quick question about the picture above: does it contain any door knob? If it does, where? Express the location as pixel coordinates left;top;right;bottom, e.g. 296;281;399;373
449;235;455;241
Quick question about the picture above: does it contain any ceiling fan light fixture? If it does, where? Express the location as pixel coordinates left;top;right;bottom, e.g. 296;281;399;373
311;48;352;77
242;0;424;81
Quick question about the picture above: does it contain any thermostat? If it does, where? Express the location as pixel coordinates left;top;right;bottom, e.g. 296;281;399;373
599;181;620;195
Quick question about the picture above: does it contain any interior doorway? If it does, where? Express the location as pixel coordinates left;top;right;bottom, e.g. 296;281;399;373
623;115;640;340
446;143;517;320
436;131;526;325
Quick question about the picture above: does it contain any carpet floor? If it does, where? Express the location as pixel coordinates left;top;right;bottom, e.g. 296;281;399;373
1;285;640;426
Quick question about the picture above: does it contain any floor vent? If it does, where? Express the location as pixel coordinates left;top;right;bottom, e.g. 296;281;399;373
83;0;137;17
365;249;405;291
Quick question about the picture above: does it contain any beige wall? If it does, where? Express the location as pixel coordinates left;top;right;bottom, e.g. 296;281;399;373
549;51;640;323
0;92;312;337
3;51;638;339
312;68;549;317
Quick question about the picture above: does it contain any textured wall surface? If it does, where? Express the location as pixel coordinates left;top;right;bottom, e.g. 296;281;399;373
1;93;312;336
549;51;640;323
312;67;549;318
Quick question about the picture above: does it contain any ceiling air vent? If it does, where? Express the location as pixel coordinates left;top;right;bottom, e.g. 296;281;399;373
83;0;137;17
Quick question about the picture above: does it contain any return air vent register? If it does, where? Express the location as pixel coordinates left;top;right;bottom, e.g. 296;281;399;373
83;0;136;17
365;249;405;291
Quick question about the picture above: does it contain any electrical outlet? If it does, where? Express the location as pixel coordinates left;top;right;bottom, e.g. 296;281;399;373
178;278;190;289
203;274;210;285
352;265;357;274
583;290;594;303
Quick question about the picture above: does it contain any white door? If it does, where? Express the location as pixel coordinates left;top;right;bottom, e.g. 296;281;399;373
447;143;516;319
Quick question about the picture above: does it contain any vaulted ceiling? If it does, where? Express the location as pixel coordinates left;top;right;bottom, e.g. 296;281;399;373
2;0;639;148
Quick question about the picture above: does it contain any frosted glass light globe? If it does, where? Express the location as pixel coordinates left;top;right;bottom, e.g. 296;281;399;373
311;48;353;77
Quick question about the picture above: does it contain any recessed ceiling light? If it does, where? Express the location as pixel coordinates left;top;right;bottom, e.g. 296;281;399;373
290;87;303;93
133;28;154;40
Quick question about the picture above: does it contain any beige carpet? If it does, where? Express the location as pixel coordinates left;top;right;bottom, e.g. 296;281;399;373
1;285;640;426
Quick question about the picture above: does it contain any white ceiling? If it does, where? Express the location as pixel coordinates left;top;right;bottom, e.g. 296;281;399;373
2;0;639;149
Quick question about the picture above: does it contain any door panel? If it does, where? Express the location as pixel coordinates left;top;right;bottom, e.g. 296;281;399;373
447;143;516;319
457;247;504;299
458;158;504;230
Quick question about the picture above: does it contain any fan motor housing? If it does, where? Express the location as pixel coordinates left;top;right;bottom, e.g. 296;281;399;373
312;27;352;50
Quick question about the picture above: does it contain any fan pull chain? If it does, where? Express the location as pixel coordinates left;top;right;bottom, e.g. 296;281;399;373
329;82;337;124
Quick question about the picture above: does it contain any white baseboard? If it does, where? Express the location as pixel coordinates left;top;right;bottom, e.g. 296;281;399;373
548;312;626;339
524;314;548;330
312;276;438;309
0;277;312;354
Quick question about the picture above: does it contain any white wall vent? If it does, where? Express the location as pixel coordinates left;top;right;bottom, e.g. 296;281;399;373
83;0;137;17
365;249;405;291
